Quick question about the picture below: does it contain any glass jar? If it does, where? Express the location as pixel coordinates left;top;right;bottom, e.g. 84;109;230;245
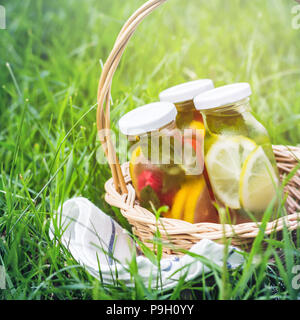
159;80;218;222
118;101;218;223
194;83;280;223
159;79;214;130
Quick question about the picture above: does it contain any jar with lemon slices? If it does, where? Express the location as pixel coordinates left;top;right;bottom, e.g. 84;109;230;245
118;101;218;224
194;83;280;223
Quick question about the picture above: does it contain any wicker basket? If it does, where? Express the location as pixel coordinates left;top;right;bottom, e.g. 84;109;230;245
97;0;300;255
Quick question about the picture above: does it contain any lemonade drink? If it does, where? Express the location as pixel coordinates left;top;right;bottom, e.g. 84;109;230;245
159;80;218;222
194;83;280;223
119;101;218;223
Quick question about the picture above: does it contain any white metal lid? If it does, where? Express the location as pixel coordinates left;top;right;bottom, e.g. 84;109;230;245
194;83;252;110
159;79;214;104
118;102;177;136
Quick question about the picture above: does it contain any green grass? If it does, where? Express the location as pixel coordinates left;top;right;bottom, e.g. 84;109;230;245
0;0;300;300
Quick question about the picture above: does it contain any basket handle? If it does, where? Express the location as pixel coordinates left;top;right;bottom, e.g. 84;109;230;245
96;0;167;194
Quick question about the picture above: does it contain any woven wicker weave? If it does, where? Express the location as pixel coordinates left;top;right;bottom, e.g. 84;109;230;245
97;0;300;255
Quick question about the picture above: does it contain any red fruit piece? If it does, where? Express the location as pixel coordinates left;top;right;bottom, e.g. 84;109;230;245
138;170;163;193
193;111;203;122
159;189;177;208
184;137;202;154
185;138;197;151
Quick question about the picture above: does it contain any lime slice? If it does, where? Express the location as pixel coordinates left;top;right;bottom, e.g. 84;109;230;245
239;146;279;213
205;136;257;209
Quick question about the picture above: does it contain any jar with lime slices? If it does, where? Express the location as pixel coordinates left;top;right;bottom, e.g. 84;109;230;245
194;83;280;223
118;101;218;223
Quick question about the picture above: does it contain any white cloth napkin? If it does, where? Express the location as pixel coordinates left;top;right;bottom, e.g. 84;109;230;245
50;197;244;290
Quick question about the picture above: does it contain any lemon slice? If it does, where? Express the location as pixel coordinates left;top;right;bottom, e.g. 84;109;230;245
205;136;257;209
189;120;205;135
129;146;141;186
183;177;206;223
239;146;279;213
130;146;141;166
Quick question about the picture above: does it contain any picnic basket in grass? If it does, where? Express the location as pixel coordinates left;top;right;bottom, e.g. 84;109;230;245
96;0;300;255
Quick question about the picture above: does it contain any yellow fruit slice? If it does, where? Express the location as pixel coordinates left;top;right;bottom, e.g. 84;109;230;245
183;177;205;223
129;146;141;184
205;136;257;209
130;146;141;165
170;185;189;220
239;146;279;213
189;120;205;135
